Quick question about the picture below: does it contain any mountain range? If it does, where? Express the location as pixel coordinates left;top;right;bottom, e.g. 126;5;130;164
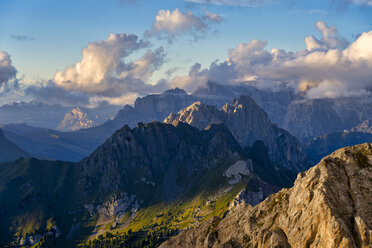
2;82;372;164
164;96;312;172
0;83;371;247
0;120;297;247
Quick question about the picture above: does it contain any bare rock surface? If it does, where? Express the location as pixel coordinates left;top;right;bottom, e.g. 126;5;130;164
165;96;312;172
352;119;372;134
160;143;372;248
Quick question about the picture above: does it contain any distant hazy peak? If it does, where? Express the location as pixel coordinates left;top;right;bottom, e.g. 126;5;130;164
163;87;187;95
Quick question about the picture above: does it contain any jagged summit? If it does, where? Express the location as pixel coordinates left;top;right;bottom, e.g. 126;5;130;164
352;119;372;134
57;107;95;131
161;143;372;248
165;96;312;172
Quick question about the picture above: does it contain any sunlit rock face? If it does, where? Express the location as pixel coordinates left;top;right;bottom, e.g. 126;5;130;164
57;107;95;131
161;143;372;248
165;96;312;172
352;119;372;134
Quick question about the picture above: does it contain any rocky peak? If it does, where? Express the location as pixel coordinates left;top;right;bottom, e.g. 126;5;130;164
165;97;312;172
57;107;95;131
164;101;223;130
351;119;372;134
161;143;372;248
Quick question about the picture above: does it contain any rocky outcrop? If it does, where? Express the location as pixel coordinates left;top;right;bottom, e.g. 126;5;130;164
352;119;372;134
160;143;372;248
164;96;312;172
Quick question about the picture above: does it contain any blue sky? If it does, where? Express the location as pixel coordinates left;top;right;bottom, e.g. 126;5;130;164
0;0;372;106
0;0;370;81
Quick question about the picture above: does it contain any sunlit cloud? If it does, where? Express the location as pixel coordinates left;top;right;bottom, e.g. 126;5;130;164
145;8;222;43
170;21;372;99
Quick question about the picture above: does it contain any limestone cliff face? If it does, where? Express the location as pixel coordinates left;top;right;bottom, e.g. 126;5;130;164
111;88;197;129
284;98;372;142
160;143;372;248
57;107;95;131
164;96;312;172
284;99;344;142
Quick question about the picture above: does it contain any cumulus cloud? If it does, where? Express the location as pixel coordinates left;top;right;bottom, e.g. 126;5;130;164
170;21;372;99
304;21;348;50
0;50;17;87
145;8;222;42
18;33;169;108
53;33;168;104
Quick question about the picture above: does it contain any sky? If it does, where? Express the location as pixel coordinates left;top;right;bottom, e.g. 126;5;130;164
0;0;372;107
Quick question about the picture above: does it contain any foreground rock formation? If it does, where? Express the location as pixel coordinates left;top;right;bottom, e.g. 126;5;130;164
160;143;372;248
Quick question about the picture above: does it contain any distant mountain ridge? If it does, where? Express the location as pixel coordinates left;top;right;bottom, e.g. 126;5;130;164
0;121;294;247
305;131;372;163
3;82;371;162
1;85;296;162
0;129;31;162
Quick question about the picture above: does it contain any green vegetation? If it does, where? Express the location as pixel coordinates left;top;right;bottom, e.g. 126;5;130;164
82;228;178;248
81;179;246;248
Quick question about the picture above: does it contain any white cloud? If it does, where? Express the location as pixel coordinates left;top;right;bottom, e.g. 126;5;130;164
170;21;372;99
145;8;222;42
17;33;169;107
304;21;348;51
53;33;167;103
0;50;17;87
